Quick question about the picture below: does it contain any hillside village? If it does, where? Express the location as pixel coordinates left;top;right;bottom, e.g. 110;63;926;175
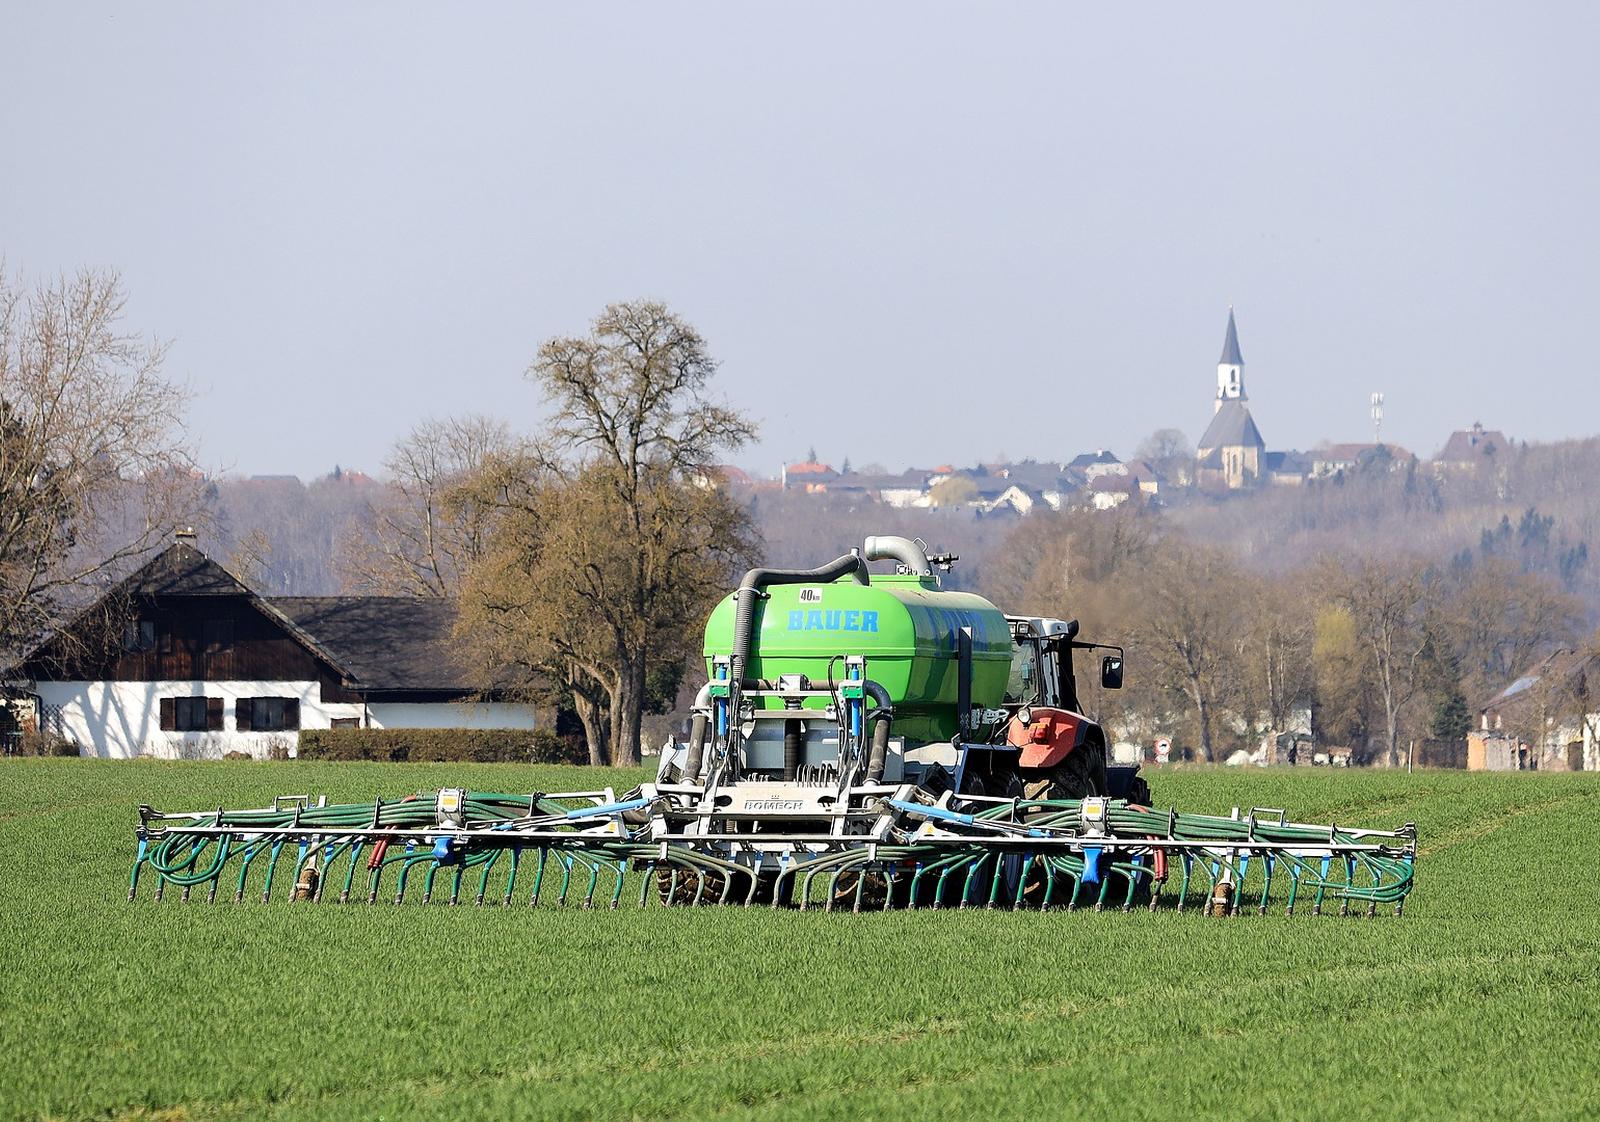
706;310;1512;516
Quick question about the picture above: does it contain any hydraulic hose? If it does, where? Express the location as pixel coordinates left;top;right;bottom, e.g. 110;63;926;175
866;716;892;783
783;719;803;782
684;713;710;782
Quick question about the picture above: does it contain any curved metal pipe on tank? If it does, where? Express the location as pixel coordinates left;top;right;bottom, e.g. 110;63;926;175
730;551;870;682
864;535;931;575
863;680;892;718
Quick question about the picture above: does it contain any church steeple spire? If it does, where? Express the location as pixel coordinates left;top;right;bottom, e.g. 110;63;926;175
1220;307;1244;366
1215;307;1246;411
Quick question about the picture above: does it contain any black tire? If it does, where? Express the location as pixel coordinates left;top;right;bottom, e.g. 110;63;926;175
1022;747;1104;803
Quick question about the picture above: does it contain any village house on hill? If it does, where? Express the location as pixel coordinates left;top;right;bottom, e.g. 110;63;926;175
780;460;838;492
1474;649;1598;772
3;534;540;758
1309;442;1417;478
1434;422;1510;471
827;468;938;508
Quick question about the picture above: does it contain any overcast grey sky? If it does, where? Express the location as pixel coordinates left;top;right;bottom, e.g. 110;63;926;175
2;4;1595;478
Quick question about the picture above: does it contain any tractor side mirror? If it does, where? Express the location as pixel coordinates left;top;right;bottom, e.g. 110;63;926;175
1101;655;1124;690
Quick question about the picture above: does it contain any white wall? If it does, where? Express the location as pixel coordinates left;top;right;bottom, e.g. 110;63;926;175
31;680;541;758
366;701;538;730
34;679;360;759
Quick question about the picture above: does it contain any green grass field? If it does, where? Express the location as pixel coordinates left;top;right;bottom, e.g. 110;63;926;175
2;760;1596;1122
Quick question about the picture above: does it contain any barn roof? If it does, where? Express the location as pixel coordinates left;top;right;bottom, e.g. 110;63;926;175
268;597;473;692
122;541;252;598
10;540;492;696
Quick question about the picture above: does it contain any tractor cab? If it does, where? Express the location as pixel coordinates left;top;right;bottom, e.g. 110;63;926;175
1003;616;1123;719
997;615;1143;802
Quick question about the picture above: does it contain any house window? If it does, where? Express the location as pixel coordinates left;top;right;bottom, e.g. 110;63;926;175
330;717;361;730
173;697;208;731
236;697;301;732
161;696;222;732
122;620;157;652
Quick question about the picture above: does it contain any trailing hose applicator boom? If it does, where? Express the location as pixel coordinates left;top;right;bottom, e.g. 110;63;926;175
128;537;1418;915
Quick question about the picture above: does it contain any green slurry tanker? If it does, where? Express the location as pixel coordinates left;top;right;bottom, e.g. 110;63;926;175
131;536;1416;914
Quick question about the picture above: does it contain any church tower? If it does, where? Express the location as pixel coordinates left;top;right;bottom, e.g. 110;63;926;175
1197;307;1265;488
1215;306;1245;413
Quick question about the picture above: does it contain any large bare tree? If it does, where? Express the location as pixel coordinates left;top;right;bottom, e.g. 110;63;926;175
0;267;197;666
458;302;758;766
1239;571;1317;741
459;463;754;764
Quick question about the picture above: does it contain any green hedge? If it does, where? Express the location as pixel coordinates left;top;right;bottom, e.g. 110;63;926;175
297;727;585;765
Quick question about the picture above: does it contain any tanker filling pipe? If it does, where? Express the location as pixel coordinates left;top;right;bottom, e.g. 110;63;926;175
723;552;870;781
684;550;876;777
863;535;932;576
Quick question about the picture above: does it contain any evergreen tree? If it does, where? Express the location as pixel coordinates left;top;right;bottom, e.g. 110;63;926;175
1430;686;1471;740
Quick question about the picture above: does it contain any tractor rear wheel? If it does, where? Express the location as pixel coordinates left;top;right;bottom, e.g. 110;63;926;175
1022;748;1105;802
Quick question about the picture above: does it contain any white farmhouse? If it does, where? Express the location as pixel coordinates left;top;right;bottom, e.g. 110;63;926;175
6;535;540;758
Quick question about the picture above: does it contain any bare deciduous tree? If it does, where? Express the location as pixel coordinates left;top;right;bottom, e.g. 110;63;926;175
1240;572;1316;740
1311;603;1370;749
1134;427;1192;486
459;302;759;766
1432;557;1580;699
340;415;521;597
1325;557;1432;766
0;266;198;665
1132;543;1241;762
228;528;275;591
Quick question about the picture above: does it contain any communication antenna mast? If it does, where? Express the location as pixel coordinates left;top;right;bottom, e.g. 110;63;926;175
1371;392;1385;445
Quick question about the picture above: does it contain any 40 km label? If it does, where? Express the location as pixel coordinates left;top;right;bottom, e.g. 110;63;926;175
798;588;823;603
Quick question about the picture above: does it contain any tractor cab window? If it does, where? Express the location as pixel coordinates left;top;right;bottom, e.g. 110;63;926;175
1004;640;1040;705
